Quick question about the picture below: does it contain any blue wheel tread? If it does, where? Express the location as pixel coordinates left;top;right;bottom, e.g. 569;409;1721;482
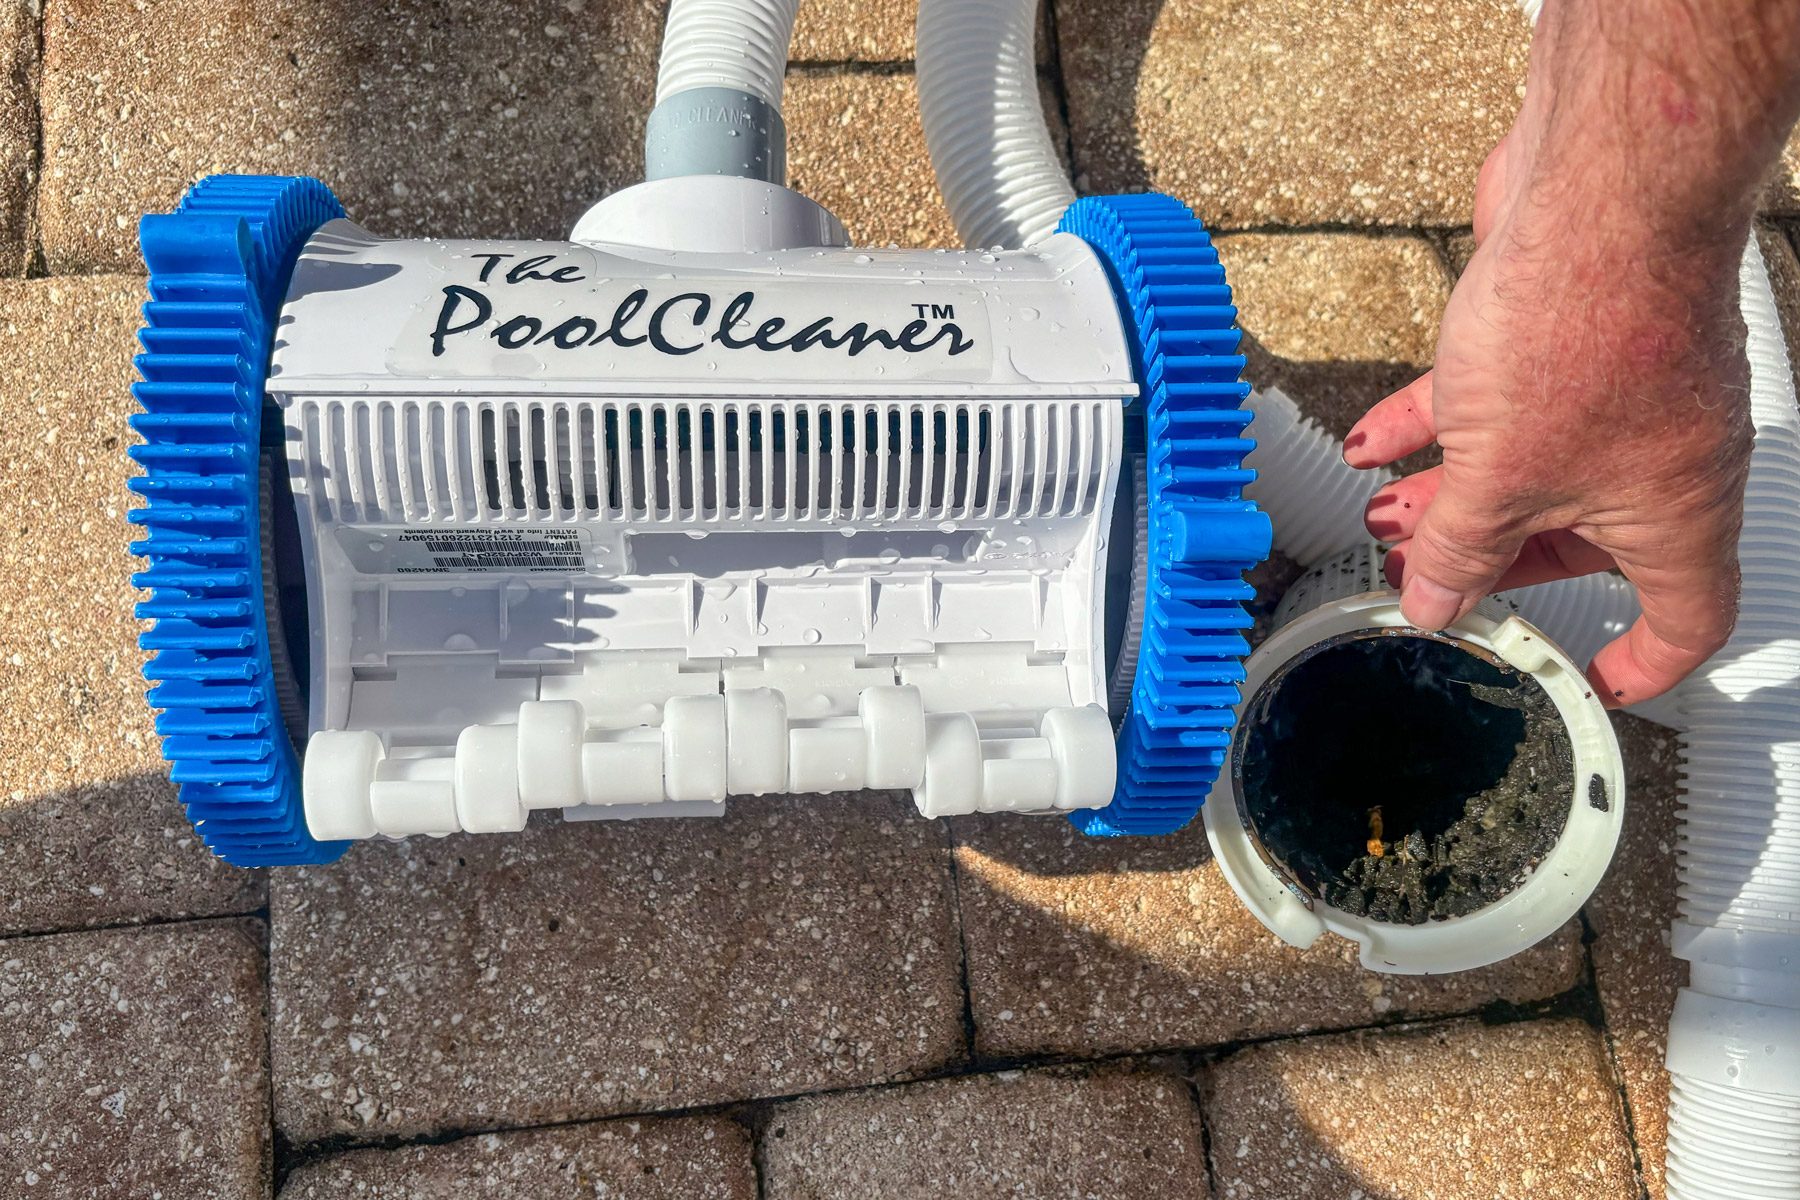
133;174;348;867
1059;193;1271;837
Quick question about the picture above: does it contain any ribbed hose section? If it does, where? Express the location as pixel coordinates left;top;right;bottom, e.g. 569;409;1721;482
1666;1076;1800;1199
1241;387;1391;567
917;0;1075;248
1675;237;1800;939
656;0;799;108
1662;238;1800;1200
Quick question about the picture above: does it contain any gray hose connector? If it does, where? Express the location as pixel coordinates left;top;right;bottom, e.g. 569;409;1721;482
648;0;797;183
644;88;787;184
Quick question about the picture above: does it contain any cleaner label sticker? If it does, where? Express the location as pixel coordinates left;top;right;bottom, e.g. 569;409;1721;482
387;247;995;384
336;526;590;575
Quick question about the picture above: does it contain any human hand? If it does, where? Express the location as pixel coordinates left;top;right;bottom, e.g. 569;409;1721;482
1346;125;1754;706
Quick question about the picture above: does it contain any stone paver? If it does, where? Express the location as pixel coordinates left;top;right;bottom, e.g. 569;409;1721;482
38;0;1061;272
9;3;1794;1194
1206;1018;1639;1200
270;794;964;1146
1775;137;1800;216
792;0;1052;65
794;0;919;62
785;68;1065;249
952;813;1584;1060
279;1116;756;1199
1436;227;1478;279
762;1064;1209;1198
37;0;665;273
1587;715;1683;1200
1216;231;1448;447
785;71;959;249
0;275;265;936
0;0;36;275
0;920;269;1199
1059;0;1530;229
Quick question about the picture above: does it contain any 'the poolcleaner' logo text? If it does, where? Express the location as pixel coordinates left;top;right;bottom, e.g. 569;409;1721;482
428;252;977;360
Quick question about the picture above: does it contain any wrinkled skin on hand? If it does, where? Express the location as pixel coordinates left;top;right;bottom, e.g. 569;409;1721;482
1347;117;1754;707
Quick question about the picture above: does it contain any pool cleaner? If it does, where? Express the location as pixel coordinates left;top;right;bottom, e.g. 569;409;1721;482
129;5;1269;867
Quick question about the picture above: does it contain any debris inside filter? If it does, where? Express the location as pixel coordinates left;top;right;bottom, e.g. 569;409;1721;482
1238;634;1574;925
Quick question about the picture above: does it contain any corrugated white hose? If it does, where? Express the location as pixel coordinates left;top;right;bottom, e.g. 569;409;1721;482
1235;269;1800;1200
1660;235;1800;1200
655;0;799;108
917;0;1076;249
1237;256;1800;1196
1499;6;1800;1192
1239;388;1390;567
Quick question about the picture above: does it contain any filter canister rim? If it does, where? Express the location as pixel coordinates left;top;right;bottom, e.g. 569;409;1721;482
1204;584;1626;975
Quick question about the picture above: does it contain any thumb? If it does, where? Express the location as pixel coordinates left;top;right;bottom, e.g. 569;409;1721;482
1393;489;1524;631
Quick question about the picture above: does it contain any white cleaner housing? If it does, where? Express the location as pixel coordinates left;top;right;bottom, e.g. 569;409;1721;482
275;213;1134;840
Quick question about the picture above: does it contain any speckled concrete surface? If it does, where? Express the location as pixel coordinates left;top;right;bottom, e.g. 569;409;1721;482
1206;1018;1640;1200
1217;232;1448;446
0;920;269;1199
1058;0;1532;228
785;70;961;249
37;0;665;273
0;1;35;274
792;0;1052;65
784;67;1067;249
5;1;1796;1196
762;1065;1210;1198
953;811;1584;1060
279;1116;757;1199
793;0;922;62
269;795;965;1144
0;276;266;935
33;1;1050;273
1436;228;1479;280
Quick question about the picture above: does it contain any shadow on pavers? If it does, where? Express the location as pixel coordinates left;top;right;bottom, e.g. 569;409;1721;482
0;771;268;939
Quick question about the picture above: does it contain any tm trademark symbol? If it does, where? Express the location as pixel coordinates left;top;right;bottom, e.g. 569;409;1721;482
912;303;956;320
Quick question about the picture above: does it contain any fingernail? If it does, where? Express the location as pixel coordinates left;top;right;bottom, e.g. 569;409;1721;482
1401;577;1464;631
